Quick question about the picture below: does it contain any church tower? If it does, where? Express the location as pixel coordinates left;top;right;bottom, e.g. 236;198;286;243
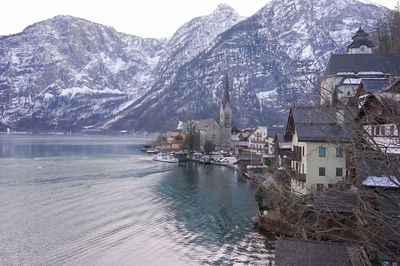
347;26;374;54
220;74;232;150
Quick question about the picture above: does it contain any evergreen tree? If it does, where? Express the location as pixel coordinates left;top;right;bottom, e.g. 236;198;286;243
203;140;214;154
180;122;200;153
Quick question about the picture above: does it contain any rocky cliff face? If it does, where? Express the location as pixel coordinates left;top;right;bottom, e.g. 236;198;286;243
108;0;387;131
0;0;388;132
0;15;166;131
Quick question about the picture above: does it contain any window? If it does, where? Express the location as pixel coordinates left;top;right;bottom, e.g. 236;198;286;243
375;126;380;136
302;146;304;156
381;126;386;136
336;147;343;157
319;167;325;176
336;168;343;177
317;183;324;191
390;125;395;136
319;147;326;157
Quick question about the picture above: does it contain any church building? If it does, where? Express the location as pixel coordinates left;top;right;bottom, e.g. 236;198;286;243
194;74;232;151
320;27;400;105
219;74;232;150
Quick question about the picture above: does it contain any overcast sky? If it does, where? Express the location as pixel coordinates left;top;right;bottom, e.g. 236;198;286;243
1;0;398;38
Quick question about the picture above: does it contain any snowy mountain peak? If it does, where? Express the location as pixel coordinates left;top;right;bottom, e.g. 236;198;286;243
154;3;244;77
213;3;239;15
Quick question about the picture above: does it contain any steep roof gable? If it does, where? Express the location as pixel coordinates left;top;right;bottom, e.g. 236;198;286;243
324;54;400;78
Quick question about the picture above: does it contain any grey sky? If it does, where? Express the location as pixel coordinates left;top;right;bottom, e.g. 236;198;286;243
1;0;398;38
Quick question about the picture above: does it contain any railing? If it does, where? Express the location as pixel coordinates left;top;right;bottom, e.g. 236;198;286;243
287;167;306;182
251;139;266;144
287;150;301;161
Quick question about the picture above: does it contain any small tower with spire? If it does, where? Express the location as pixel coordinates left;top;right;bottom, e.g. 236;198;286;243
347;26;374;54
219;73;232;150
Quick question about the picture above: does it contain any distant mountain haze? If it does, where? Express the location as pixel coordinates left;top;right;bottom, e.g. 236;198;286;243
0;0;388;132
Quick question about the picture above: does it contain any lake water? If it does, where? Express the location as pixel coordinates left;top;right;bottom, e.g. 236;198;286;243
0;135;273;265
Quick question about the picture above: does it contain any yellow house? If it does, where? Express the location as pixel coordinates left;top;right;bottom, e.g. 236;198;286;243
284;107;351;195
167;129;186;149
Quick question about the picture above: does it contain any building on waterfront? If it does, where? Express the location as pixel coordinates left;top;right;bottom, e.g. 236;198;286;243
191;74;233;151
167;129;186;149
320;27;400;105
284;106;351;194
220;74;232;150
195;119;220;150
247;126;267;154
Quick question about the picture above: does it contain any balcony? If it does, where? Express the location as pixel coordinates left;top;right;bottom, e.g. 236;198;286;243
287;167;306;182
287;149;301;161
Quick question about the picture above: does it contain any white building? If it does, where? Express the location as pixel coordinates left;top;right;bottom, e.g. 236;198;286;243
320;27;400;105
248;126;267;154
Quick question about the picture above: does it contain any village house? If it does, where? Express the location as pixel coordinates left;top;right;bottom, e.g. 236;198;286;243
167;129;186;149
231;131;249;155
247;126;268;154
274;131;292;169
284;106;351;194
355;85;400;155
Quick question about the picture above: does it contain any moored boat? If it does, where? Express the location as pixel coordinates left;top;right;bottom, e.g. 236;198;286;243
152;153;179;163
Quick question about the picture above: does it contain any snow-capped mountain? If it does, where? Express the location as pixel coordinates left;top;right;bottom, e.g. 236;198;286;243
0;15;166;131
0;0;389;132
155;4;244;76
108;0;387;131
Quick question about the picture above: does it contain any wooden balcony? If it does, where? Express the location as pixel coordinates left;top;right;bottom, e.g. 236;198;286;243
287;168;306;182
287;150;301;161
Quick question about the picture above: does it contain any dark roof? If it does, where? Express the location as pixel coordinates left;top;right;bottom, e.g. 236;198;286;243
383;220;400;259
276;132;285;143
357;94;400;123
237;154;261;161
292;106;336;125
287;105;356;143
296;123;351;142
354;153;400;189
324;54;400;78
378;191;400;218
275;238;367;266
194;119;218;131
360;78;391;93
347;27;375;51
314;191;358;213
267;126;285;138
383;79;400;93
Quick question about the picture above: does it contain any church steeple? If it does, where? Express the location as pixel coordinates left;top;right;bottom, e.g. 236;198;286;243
347;26;374;54
223;73;230;107
219;73;232;150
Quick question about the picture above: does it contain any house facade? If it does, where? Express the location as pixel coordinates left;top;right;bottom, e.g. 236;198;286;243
167;129;185;149
247;126;267;154
285;107;350;195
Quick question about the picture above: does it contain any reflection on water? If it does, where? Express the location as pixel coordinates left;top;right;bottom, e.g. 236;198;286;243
0;135;272;265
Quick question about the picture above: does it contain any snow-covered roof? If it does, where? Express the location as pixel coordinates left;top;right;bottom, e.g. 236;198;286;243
362;176;400;188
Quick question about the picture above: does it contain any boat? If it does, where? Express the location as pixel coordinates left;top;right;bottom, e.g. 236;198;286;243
152;153;179;163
